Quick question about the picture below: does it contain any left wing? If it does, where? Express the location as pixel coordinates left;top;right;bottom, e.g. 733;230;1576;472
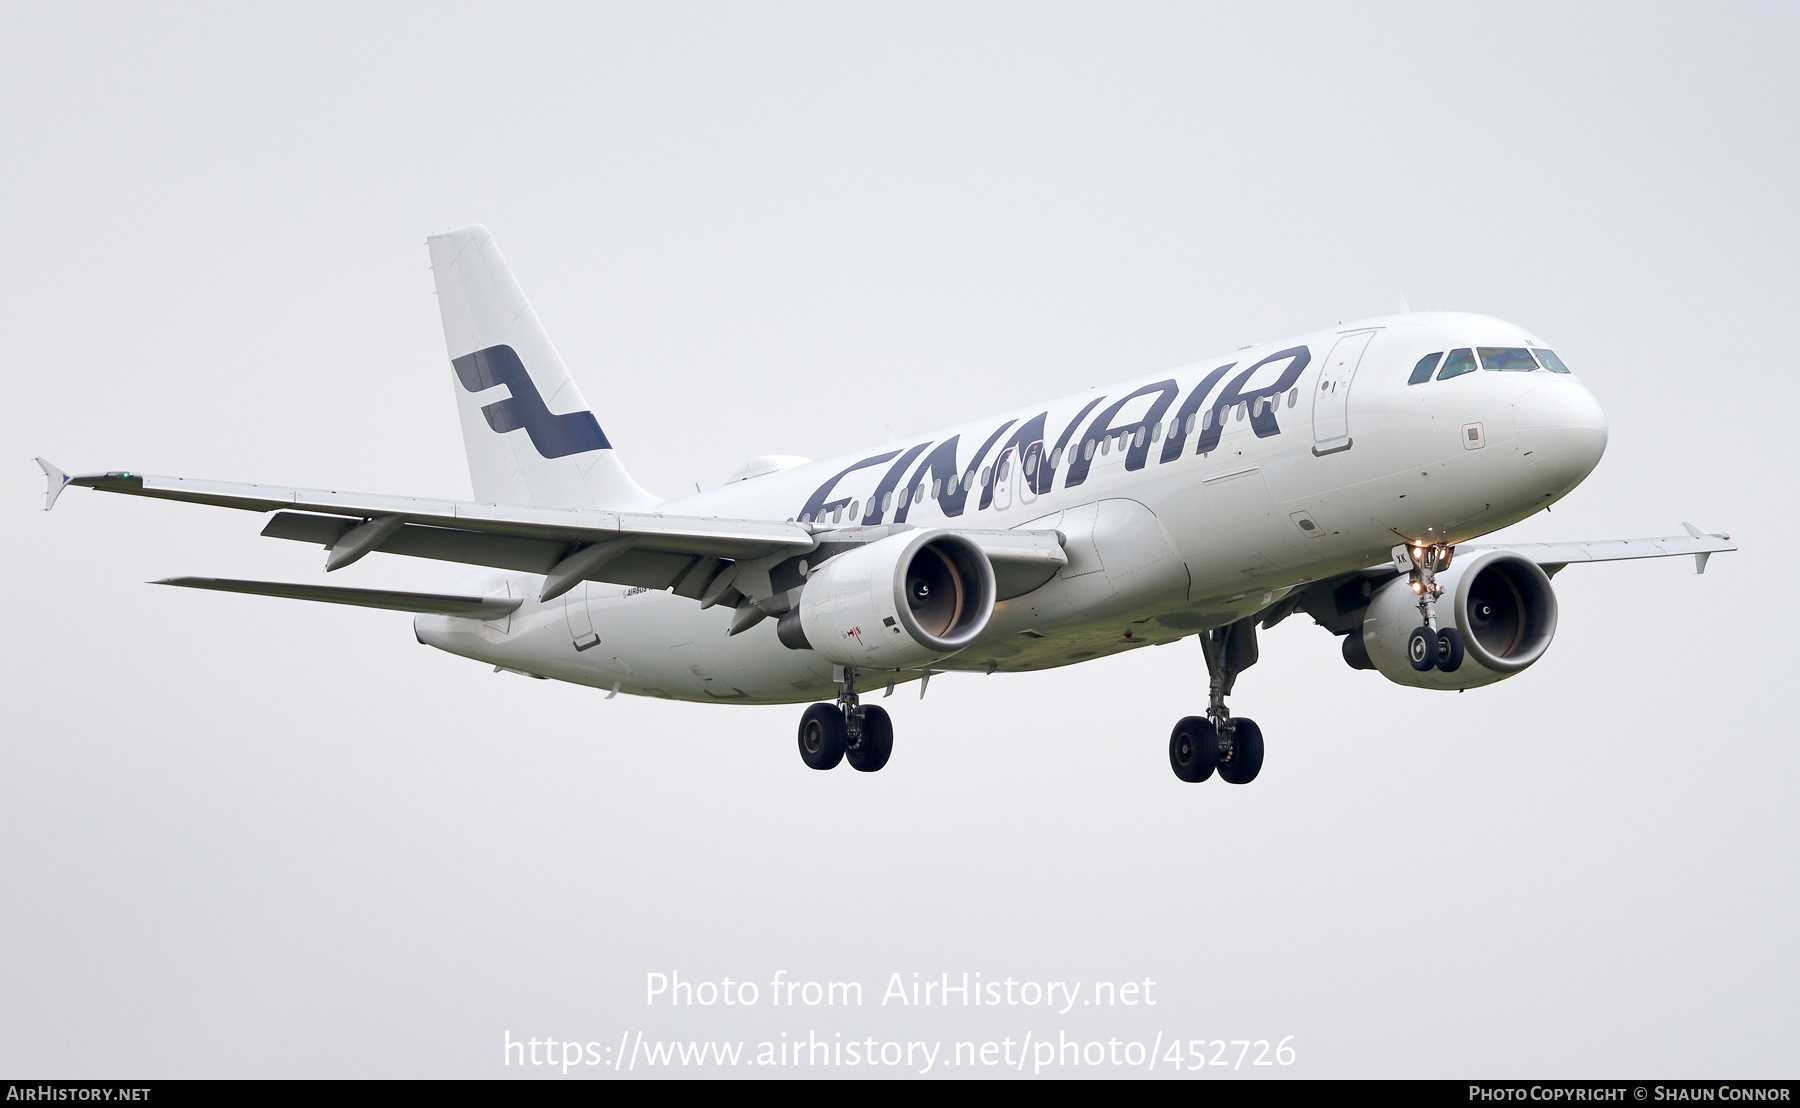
39;463;1067;611
42;463;819;603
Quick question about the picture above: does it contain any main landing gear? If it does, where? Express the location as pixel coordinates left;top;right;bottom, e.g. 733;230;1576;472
1395;542;1464;673
1169;617;1265;784
798;666;893;773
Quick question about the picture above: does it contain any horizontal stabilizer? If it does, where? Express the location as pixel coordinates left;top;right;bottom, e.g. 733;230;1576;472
153;577;521;619
35;458;69;510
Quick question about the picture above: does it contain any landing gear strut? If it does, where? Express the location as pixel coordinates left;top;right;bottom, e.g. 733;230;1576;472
1169;616;1264;784
1395;542;1464;673
797;666;894;772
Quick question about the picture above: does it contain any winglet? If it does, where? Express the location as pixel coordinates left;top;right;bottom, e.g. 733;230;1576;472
1681;522;1728;574
35;458;70;511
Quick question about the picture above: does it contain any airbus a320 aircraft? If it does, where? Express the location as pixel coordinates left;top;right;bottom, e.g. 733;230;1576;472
38;226;1736;782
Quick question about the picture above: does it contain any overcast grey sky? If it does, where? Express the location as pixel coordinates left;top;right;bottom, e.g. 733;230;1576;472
3;1;1795;1078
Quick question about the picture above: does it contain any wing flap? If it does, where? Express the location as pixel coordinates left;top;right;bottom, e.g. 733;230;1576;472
259;512;712;590
153;577;522;618
261;512;568;573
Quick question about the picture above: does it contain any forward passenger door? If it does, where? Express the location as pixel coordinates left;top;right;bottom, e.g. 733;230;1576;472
1312;330;1377;454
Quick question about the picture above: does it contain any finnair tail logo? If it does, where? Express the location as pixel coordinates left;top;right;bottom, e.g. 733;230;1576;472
452;345;610;459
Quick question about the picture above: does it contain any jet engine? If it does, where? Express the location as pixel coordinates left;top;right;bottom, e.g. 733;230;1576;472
777;530;996;669
1352;549;1558;690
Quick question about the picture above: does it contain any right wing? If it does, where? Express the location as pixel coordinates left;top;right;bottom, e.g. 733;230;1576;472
1272;524;1736;634
1459;523;1737;575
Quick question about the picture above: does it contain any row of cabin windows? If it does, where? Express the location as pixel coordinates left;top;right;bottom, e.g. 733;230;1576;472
1408;346;1572;384
1058;387;1304;467
795;388;1308;523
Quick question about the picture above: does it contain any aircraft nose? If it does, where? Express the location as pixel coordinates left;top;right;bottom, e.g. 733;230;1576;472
1514;379;1608;492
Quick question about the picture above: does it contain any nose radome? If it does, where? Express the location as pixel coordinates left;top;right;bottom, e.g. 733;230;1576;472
1514;380;1608;491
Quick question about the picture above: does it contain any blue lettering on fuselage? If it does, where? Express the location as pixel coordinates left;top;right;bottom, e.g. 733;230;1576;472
798;345;1312;519
1063;380;1179;488
800;451;901;523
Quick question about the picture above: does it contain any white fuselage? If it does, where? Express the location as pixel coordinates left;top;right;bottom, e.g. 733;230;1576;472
415;311;1608;704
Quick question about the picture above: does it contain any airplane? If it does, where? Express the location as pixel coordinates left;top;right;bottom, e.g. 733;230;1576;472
36;225;1736;782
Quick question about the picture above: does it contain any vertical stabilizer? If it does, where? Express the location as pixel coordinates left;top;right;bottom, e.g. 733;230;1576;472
427;225;659;510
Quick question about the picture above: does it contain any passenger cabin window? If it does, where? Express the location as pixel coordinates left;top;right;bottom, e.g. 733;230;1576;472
1479;347;1539;371
1533;348;1572;373
1437;348;1477;380
1409;352;1443;385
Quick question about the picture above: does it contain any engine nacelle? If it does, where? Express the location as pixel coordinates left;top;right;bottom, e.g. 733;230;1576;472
1356;549;1559;690
778;530;996;669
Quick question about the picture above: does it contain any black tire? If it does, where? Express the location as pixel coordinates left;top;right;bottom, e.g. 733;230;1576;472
847;705;894;772
1435;627;1466;673
1168;716;1218;782
797;703;847;770
1217;718;1265;784
1407;626;1435;671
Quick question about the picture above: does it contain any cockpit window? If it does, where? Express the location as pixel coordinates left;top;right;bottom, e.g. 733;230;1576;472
1533;348;1572;373
1437;348;1477;380
1408;352;1443;385
1479;347;1539;371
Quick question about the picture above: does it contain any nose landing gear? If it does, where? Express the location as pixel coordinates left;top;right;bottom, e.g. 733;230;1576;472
1168;617;1264;784
1396;542;1464;673
797;666;894;772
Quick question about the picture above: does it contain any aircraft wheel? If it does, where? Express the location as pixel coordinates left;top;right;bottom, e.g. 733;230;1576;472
1435;627;1465;672
1168;716;1217;782
847;705;893;772
1407;626;1436;671
1217;718;1265;784
1432;625;1461;669
798;703;847;770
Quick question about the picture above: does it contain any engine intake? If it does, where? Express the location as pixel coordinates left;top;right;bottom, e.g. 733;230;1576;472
779;530;996;669
1356;549;1558;689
